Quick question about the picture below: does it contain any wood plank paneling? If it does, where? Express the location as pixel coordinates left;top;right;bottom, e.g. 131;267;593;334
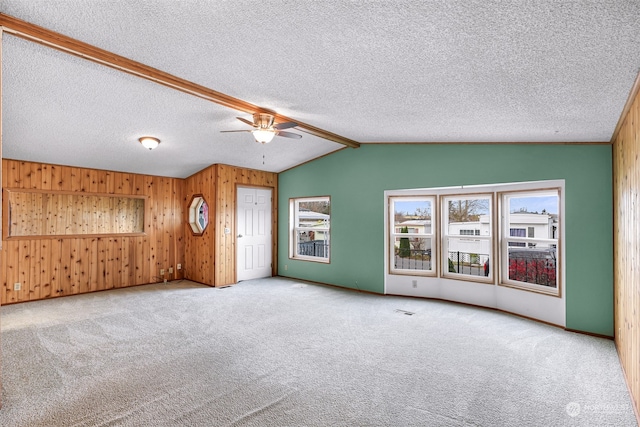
5;190;145;237
28;240;40;300
39;239;52;299
183;163;278;287
2;159;275;301
183;165;216;286
213;164;277;287
49;239;62;296
613;81;640;420
1;159;184;304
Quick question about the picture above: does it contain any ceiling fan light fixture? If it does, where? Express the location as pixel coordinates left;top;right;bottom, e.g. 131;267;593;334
139;136;160;150
254;113;275;129
252;129;276;144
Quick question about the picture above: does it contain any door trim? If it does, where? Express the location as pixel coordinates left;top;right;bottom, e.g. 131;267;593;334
235;184;278;282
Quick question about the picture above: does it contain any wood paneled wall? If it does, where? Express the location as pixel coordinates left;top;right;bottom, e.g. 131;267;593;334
183;165;216;286
183;164;277;287
215;164;277;286
1;160;277;301
5;190;145;237
613;85;640;418
1;159;184;304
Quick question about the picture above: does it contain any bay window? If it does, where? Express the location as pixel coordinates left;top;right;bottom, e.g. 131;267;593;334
385;182;562;296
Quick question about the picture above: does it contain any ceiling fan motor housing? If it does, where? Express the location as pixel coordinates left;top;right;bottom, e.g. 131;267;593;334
254;113;275;129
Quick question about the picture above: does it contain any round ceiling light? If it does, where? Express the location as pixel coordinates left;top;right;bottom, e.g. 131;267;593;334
139;136;160;150
252;129;276;144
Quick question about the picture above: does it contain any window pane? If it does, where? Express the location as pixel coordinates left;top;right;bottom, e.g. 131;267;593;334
510;228;526;237
393;237;432;271
447;197;490;235
297;201;330;228
508;247;557;288
296;230;329;258
393;199;432;235
507;194;558;239
446;237;490;277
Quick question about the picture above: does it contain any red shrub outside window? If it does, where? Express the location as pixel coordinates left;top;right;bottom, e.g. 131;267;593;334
508;257;556;287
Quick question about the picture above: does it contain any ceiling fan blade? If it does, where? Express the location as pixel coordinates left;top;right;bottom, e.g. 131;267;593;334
236;117;255;127
220;130;252;133
276;130;302;139
273;121;298;130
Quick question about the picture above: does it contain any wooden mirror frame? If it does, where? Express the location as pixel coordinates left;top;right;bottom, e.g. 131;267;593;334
188;194;209;235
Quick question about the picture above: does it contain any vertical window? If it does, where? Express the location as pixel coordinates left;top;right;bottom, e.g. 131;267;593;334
509;228;526;247
389;197;435;275
501;190;560;294
442;195;492;280
290;197;330;262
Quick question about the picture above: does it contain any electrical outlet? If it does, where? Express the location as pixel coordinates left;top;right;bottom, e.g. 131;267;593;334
168;267;174;274
160;269;165;276
14;282;21;291
177;264;182;270
284;264;288;271
412;280;418;288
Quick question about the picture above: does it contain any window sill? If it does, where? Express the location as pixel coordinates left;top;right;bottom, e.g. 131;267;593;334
499;281;561;297
290;256;330;264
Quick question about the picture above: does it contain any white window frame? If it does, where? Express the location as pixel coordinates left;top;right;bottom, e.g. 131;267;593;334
441;194;494;283
289;196;331;263
388;196;436;276
500;189;561;296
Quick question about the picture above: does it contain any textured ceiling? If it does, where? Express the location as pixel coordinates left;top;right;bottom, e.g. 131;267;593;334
2;1;640;178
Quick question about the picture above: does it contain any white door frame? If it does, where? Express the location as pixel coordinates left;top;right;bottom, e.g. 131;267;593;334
236;186;273;282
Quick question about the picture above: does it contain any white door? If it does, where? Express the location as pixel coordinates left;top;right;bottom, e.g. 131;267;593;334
237;187;272;281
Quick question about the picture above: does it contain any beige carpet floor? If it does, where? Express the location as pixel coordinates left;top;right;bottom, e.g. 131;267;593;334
0;277;636;426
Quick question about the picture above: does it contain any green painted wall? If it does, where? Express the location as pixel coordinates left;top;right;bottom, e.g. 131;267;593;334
278;144;613;336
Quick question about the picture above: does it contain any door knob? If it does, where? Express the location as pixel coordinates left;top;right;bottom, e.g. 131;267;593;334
237;234;243;238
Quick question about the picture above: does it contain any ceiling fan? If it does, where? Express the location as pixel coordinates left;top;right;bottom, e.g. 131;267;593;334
221;113;302;144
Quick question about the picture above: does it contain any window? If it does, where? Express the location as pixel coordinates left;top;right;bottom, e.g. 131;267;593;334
509;228;526;247
501;189;560;294
290;197;330;262
389;196;435;275
188;195;209;235
386;181;562;296
442;195;492;281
